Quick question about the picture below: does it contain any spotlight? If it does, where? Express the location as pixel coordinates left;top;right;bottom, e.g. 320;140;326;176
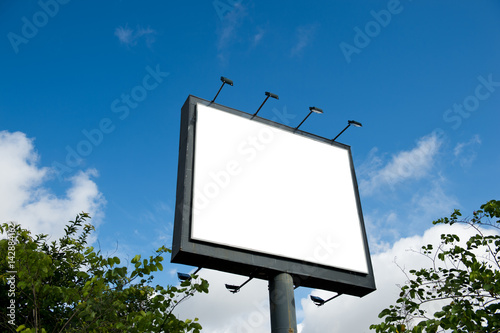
310;293;342;306
332;120;363;142
176;267;202;282
252;91;279;119
295;106;323;131
225;284;241;293
224;276;254;294
310;295;325;306
177;273;191;282
221;76;233;86
211;76;233;103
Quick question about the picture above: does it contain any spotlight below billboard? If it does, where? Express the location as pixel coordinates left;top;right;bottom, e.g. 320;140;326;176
171;95;376;297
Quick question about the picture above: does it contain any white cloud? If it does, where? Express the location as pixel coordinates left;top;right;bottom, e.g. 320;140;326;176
363;177;459;246
0;131;105;239
298;223;499;332
252;27;266;46
291;24;318;57
357;132;460;243
115;25;156;47
364;209;401;253
133;200;174;249
216;3;247;62
408;180;459;226
453;134;481;168
115;26;133;44
360;133;442;196
174;269;271;332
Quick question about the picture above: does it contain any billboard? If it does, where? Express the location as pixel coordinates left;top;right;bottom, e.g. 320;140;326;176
172;95;376;297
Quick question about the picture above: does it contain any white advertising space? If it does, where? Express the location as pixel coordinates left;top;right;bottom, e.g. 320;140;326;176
191;103;368;274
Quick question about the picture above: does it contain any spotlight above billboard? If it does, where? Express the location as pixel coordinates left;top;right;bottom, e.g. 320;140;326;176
171;95;376;297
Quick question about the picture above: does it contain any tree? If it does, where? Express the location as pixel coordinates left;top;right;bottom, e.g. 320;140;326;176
0;212;209;333
370;200;500;333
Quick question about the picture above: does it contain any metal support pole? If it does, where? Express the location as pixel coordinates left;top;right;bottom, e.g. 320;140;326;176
269;273;297;333
252;95;270;119
294;111;313;131
332;123;350;142
211;82;225;103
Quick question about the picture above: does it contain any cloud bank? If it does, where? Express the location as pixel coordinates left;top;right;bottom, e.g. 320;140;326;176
360;133;442;196
172;222;497;332
0;131;105;239
115;25;156;47
171;222;499;332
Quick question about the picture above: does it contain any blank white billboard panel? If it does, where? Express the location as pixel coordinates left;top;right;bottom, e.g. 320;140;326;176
191;103;368;274
172;96;376;296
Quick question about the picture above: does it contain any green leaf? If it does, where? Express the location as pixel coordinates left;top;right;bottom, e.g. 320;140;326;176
131;254;141;264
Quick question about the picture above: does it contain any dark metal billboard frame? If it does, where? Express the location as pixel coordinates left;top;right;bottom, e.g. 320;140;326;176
171;95;376;298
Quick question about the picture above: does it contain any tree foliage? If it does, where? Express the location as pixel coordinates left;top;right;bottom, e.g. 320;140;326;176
0;213;209;332
370;200;500;332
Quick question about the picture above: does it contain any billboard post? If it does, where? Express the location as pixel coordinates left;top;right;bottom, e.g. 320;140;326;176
269;272;297;333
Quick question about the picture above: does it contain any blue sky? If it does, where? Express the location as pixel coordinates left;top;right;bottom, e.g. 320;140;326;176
1;1;499;331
